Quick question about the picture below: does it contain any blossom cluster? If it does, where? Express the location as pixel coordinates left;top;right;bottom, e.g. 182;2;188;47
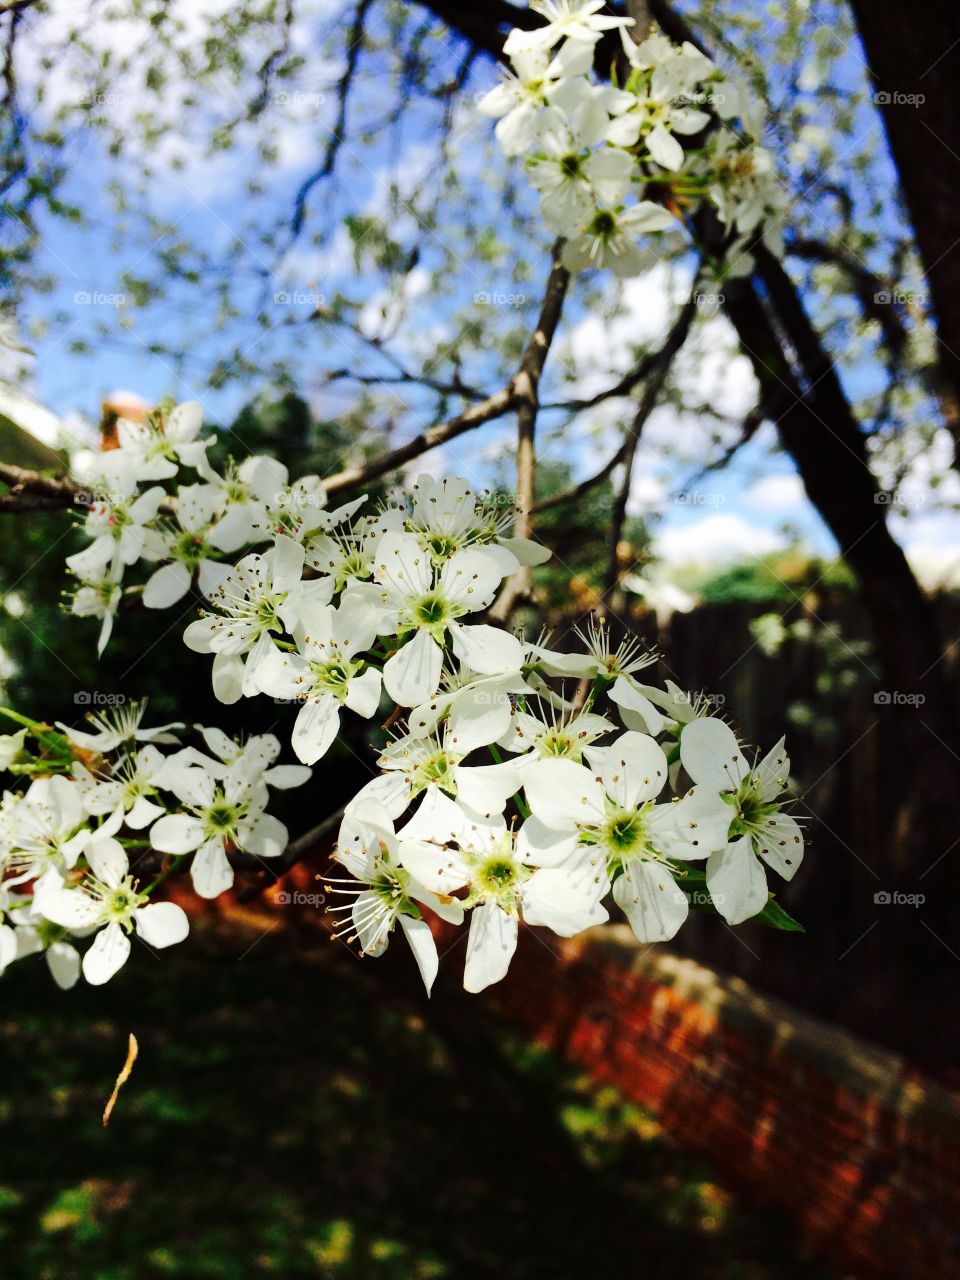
0;703;309;987
326;620;804;994
56;399;804;996
478;0;785;276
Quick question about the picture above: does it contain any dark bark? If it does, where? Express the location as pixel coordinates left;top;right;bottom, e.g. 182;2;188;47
846;0;960;454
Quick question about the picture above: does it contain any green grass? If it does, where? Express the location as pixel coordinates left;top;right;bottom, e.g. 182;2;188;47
0;920;845;1280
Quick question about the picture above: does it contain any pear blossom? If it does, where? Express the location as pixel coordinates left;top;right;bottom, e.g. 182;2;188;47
477;33;594;156
524;732;730;942
65;480;166;580
526;0;633;49
561;201;678;275
183;539;332;703
39;835;188;985
347;729;522;823
111;400;211;481
140;483;238;608
56;700;182;754
680;718;803;925
67;563;123;656
0;775;90;890
149;761;289;899
357;531;524;706
396;804;607;992
255;598;383;764
330;798;464;993
73;743;171;829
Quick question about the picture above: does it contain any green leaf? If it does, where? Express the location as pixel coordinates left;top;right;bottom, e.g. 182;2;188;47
755;896;805;932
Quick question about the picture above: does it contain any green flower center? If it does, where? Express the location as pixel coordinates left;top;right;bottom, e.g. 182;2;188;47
560;153;582;179
605;810;647;854
414;593;451;627
590;209;618;239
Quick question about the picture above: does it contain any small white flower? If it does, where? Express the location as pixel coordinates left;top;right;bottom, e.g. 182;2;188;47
523;731;729;942
0;775;91;889
477;35;593;156
396;806;607;993
561;201;677;275
183;539;332;703
65;480;166;580
112;400;211;481
680;718;802;924
68;563;123;656
330;798;463;994
150;762;289;899
140;483;236;608
57;700;182;754
40;835;188;985
359;531;523;707
255;598;383;764
73;743;170;830
528;0;634;49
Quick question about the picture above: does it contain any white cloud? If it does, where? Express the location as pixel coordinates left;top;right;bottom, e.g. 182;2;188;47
655;514;782;564
743;472;806;511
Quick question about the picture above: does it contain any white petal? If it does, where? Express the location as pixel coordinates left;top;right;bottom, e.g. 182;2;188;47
609;676;666;735
584;731;667;809
522;861;608;936
397;838;468;895
754;812;804;880
464;901;518;993
455;759;521;820
211;651;245;705
240;812;288;858
705;839;768;924
82;922;131;985
680;717;749;791
150;812;205;854
522;757;605;831
134;901;189;948
143;560;192;609
613;861;689;942
291;695;340;765
191;838;235;899
516;815;581;868
344;667;382;719
450;623;525;677
374;531;433;598
647;123;685;170
46;941;81;990
398;915;440;996
383;629;443;707
86;835;128;887
262;763;312;790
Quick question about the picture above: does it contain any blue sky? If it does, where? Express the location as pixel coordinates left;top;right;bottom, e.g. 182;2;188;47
6;0;957;583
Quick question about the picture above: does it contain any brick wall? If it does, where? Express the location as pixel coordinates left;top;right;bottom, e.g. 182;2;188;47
181;866;960;1278
488;926;960;1280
